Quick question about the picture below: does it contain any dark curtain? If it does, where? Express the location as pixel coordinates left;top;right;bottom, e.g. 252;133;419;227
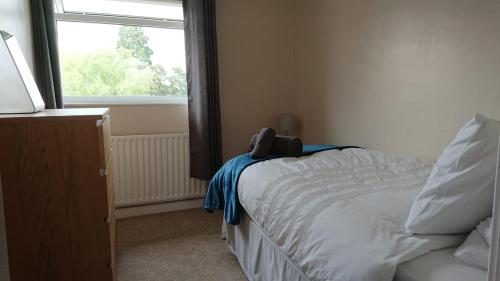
30;0;63;109
183;0;222;181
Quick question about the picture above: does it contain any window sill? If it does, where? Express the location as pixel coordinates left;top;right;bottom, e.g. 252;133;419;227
63;96;188;107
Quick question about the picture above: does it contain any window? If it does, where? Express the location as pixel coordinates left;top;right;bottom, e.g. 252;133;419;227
54;0;187;104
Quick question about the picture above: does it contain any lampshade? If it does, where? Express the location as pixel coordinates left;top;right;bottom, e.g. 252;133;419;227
279;114;297;135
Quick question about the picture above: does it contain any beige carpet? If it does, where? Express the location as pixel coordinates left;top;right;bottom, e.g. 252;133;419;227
117;208;247;281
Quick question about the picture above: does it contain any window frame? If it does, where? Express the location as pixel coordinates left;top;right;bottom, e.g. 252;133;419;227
54;0;187;105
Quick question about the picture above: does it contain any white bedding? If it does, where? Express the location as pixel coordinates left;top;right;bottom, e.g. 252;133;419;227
395;248;486;281
237;148;464;281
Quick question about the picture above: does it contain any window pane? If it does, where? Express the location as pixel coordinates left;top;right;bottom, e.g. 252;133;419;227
57;21;187;97
61;0;183;21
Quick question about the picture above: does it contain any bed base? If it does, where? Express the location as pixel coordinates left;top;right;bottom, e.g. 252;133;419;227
224;211;309;281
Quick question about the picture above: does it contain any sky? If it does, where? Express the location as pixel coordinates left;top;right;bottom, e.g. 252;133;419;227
56;0;186;71
57;22;187;71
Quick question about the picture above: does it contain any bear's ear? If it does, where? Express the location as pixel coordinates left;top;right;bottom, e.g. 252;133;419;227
270;136;303;157
249;134;258;152
250;128;276;159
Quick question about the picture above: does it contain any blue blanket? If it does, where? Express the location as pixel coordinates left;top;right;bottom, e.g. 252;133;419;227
204;144;359;225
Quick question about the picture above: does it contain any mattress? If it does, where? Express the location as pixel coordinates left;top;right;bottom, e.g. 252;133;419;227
394;248;486;281
236;148;464;281
226;215;486;281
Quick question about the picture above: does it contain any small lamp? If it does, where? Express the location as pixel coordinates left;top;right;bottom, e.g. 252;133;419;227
279;114;297;136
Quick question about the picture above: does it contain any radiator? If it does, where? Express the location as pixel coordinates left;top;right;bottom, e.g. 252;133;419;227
111;134;207;207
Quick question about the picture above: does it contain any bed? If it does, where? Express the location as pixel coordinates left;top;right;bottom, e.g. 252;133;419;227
395;248;486;281
221;148;482;281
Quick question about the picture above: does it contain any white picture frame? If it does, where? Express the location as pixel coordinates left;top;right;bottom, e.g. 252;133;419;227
0;30;45;114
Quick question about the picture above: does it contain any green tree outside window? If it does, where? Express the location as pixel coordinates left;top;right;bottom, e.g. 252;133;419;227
61;26;187;97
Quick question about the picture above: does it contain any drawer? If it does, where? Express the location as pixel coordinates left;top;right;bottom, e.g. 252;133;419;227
0;109;116;281
100;147;112;177
104;155;116;280
97;113;116;279
97;115;112;165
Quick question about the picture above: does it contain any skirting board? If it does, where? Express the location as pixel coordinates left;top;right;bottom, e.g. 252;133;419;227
116;198;204;219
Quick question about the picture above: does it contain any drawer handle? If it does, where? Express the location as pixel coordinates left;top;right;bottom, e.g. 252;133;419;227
96;115;111;127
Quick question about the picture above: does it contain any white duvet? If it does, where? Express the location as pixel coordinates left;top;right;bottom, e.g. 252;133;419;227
237;148;464;281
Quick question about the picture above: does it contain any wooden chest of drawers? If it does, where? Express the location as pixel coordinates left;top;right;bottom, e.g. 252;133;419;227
0;108;116;281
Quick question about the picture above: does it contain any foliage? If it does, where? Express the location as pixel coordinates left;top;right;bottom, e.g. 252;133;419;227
61;50;153;96
60;26;187;97
165;67;187;97
148;64;169;96
117;26;153;66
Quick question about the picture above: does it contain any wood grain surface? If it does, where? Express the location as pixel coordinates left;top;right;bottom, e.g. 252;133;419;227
0;109;115;281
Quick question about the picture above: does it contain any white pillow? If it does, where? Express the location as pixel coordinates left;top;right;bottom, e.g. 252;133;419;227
477;217;492;243
453;217;492;270
405;114;499;234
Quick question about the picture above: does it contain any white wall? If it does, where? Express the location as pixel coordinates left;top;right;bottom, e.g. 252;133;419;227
0;0;34;68
65;104;189;136
216;0;296;159
295;0;500;161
